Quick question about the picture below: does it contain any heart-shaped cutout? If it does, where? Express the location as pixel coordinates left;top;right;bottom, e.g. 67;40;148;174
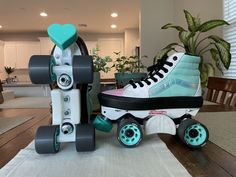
47;24;77;50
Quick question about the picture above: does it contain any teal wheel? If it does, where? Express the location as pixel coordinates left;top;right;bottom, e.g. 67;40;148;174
93;114;113;132
35;125;60;154
117;118;142;148
177;119;209;148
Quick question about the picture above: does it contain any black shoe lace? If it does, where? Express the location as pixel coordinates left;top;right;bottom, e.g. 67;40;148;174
129;55;173;89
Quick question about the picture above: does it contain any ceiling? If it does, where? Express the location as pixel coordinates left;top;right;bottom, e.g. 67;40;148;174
0;0;140;33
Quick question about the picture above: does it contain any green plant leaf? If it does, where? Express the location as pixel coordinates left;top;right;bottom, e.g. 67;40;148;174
200;71;208;86
199;20;229;32
114;51;120;55
200;62;215;87
92;50;113;73
161;23;185;31
194;16;201;29
179;31;194;45
154;47;174;64
209;35;230;51
4;66;15;75
204;63;215;77
210;48;224;74
184;10;196;32
214;43;231;69
210;48;219;61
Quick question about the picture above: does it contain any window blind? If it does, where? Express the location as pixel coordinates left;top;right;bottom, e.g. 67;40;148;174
223;0;236;78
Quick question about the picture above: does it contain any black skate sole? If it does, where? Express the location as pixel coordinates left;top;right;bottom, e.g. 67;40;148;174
98;93;203;110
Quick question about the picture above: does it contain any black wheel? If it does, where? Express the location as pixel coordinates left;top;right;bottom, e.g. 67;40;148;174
29;55;55;84
177;119;209;148
76;124;95;151
72;55;93;84
35;125;60;154
117;118;143;148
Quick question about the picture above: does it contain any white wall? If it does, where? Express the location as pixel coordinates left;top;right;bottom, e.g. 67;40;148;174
173;0;223;39
140;0;223;68
80;33;124;41
124;28;139;56
140;0;175;67
0;32;124;42
0;41;4;79
173;0;223;76
0;32;47;41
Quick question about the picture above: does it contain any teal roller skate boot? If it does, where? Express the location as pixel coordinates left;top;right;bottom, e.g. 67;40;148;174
94;53;208;149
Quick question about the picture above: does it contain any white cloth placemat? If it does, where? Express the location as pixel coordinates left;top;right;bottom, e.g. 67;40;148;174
0;128;191;177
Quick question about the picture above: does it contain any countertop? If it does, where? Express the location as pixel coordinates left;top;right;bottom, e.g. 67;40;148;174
2;82;48;87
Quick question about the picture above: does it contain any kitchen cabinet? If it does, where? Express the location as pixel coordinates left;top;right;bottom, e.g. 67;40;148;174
4;43;17;67
85;41;98;55
0;41;5;72
39;37;98;55
2;37;124;75
4;42;40;68
38;37;54;54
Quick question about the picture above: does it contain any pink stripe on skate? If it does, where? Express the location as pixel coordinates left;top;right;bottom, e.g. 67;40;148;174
103;89;124;96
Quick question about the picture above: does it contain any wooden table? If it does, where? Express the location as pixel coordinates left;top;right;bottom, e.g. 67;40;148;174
0;106;236;177
0;109;51;168
159;105;236;177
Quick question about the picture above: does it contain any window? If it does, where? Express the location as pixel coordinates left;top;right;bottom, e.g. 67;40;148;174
223;0;236;78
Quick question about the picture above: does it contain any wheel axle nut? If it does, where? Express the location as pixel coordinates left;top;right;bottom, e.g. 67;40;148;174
61;123;74;134
58;74;71;87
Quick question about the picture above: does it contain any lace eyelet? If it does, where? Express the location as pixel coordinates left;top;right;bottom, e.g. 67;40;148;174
173;56;178;61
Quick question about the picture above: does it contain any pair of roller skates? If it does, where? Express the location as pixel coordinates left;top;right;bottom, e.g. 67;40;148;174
30;24;209;154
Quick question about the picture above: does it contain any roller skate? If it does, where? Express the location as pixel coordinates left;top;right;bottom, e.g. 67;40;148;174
94;52;209;148
29;24;95;154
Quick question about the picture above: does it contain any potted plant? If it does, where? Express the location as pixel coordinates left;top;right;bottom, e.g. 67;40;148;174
4;66;15;83
155;10;231;87
113;52;147;88
89;47;112;110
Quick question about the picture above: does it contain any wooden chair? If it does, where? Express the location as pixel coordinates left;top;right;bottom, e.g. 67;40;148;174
206;77;236;106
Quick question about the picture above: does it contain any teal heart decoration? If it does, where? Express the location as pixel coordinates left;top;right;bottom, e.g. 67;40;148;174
47;24;77;50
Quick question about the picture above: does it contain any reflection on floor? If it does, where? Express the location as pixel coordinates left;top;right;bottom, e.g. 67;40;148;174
0;97;50;109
